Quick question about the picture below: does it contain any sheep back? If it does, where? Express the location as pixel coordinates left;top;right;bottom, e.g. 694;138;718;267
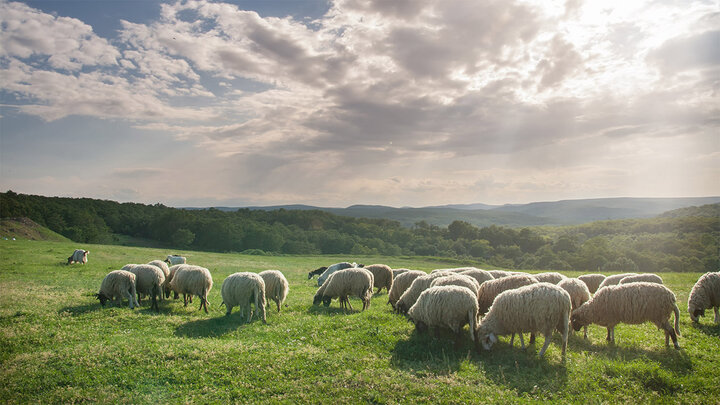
688;272;720;323
430;274;480;298
460;269;494;287
317;262;355;286
395;272;453;314
477;274;539;315
408;285;479;342
364;264;393;293
619;273;663;285
259;270;289;312
578;274;606;294
557;278;591;310
221;272;267;323
488;270;512;279
388;270;426;309
533;272;567;284
597;273;637;290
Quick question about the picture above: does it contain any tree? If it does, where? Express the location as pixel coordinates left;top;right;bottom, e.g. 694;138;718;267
171;228;195;247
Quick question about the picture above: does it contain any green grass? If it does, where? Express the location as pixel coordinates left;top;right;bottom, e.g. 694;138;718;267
0;240;718;403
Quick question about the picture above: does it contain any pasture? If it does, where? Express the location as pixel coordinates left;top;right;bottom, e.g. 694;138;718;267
0;240;718;403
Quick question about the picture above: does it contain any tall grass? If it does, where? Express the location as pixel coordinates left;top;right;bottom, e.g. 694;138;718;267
0;240;717;403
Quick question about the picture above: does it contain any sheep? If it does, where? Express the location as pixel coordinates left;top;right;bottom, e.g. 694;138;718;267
165;255;187;265
392;268;411;278
532;272;567;284
430;267;479;274
166;264;186;299
394;271;453;315
570;282;681;349
388;270;426;309
169;265;213;313
221;272;266;323
597;273;637;290
147;260;171;297
578;274;606;294
619;273;664;285
476;282;571;357
407;285;479;347
67;249;89;265
94;270;139;309
121;264;138;271
430;274;481;298
128;264;165;312
308;266;327;280
477;274;539;315
488;270;512;279
558;278;592;338
259;270;289;312
317;262;357;286
460;269;494;287
687;271;720;324
313;268;373;311
364;264;393;294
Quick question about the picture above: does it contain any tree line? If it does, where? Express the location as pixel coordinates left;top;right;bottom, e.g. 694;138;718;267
1;191;717;273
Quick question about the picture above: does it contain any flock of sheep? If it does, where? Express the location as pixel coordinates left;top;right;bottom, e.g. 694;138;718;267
85;250;720;358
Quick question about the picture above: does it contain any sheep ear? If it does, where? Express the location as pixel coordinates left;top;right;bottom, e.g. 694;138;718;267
489;333;498;343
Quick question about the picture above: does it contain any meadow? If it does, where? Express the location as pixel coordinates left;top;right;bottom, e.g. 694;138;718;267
0;239;718;403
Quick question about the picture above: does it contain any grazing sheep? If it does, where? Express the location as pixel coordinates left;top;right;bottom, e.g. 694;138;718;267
165;255;186;265
259;270;289;312
121;264;138;271
313;268;373;311
394;271;453;315
533;272;567;284
169;265;213;313
392;268;411;278
148;260;171;297
308;266;327;280
221;272;267;323
578;274;607;294
128;264;165;312
597;273;637;290
687;272;720;324
408;286;479;347
570;282;681;349
94;270;139;309
488;270;512;279
166;264;186;299
558;278;592;338
477;274;539;315
317;262;357;287
460;269;494;287
430;267;479;274
388;270;426;309
476;282;572;357
431;274;481;298
67;249;89;265
364;264;394;294
619;273;664;285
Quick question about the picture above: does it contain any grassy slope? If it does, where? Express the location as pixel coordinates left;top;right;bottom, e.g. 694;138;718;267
0;218;71;243
0;240;718;403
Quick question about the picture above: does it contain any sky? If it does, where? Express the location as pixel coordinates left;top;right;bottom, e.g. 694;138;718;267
0;0;718;208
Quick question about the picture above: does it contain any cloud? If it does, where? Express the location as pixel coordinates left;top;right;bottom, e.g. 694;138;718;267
648;30;720;74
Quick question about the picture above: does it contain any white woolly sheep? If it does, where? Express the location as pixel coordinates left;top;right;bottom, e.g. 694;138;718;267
558;278;592;338
407;285;479;347
95;270;139;309
121;264;138;271
430;274;481;298
687;272;720;324
394;271;453;314
488;270;512;279
169;265;213;313
221;272;266;323
313;268;373;311
578;274;606;294
388;270;426;309
477;274;539;315
392;268;411;278
165;255;187;265
532;272;567;284
147;260;171;296
460;269;494;287
430;267;479;274
317;262;357;286
67;249;89;265
597;273;637;290
570;282;681;349
128;264;165;312
476;282;572;357
259;270;289;312
619;273;664;285
166;264;186;300
364;264;394;294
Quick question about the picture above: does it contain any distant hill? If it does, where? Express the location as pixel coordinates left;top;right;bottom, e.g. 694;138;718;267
0;217;71;242
658;203;720;219
207;197;720;228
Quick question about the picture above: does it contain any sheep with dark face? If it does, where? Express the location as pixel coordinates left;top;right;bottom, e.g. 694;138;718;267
476;282;572;357
308;266;327;280
570;282;681;349
688;272;720;324
94;270;139;309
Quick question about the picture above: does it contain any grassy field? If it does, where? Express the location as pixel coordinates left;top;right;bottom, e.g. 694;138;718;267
0;240;718;403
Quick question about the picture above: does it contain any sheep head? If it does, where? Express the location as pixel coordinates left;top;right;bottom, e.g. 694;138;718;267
689;306;704;322
94;293;108;306
312;293;323;306
322;297;332;307
476;329;497;351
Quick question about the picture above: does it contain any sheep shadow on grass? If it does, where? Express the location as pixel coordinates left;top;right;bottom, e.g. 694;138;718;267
307;304;363;316
390;328;474;376
690;321;720;337
58;302;102;316
175;314;250;338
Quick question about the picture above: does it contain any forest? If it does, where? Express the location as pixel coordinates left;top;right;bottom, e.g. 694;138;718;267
1;191;717;273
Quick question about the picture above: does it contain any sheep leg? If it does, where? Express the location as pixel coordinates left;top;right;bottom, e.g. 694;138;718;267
714;307;719;324
183;294;189;307
606;328;612;341
201;296;209;314
663;321;680;349
225;304;233;316
276;299;281;313
538;334;552;357
509;334;515;347
346;298;354;311
583;325;588;340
